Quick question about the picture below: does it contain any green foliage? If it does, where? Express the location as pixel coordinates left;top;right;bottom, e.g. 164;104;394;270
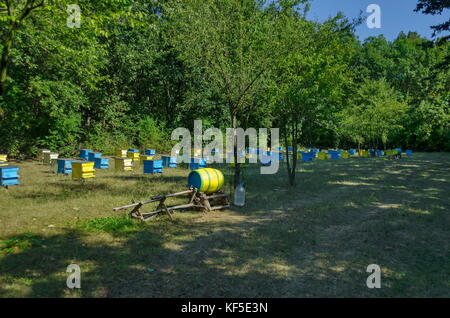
0;0;448;159
0;233;42;255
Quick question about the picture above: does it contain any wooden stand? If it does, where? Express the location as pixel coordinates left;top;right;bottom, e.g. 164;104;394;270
113;188;230;221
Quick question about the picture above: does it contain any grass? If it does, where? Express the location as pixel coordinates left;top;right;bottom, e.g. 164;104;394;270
0;153;449;297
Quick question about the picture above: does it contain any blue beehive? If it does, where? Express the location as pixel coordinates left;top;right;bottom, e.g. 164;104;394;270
376;150;384;157
328;150;341;160
396;148;402;154
162;156;177;168
277;152;283;161
0;165;20;186
144;160;163;174
57;159;74;175
190;158;207;170
94;157;109;169
88;152;102;162
260;154;272;166
349;149;357;156
406;150;413;157
145;149;156;156
288;147;293;152
80;149;92;160
302;152;315;162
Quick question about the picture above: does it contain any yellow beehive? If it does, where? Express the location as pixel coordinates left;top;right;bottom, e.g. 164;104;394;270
318;152;327;160
341;151;350;159
0;154;7;162
127;151;140;162
43;152;59;165
116;149;128;158
140;155;154;164
72;161;95;180
359;150;369;158
115;158;133;172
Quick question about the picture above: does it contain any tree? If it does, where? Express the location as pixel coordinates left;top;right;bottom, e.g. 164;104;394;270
270;10;355;185
338;79;409;150
0;0;45;96
166;0;279;188
415;0;450;39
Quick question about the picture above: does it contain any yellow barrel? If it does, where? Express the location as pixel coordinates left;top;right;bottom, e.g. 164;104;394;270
188;168;224;194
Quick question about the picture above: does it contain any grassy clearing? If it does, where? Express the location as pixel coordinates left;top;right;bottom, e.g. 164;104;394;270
0;153;449;297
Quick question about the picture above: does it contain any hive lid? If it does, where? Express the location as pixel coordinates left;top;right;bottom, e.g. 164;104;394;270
0;165;18;169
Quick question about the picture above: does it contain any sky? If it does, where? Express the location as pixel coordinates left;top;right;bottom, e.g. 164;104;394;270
306;0;449;41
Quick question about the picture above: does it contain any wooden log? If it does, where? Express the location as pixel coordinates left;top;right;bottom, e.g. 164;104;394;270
113;189;195;211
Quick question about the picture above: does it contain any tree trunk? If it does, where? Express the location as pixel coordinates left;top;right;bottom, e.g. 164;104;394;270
0;27;15;97
232;112;241;190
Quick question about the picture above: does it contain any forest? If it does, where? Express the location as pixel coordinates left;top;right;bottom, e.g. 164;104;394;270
0;0;449;158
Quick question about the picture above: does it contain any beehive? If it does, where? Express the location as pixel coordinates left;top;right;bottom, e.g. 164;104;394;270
72;161;95;180
57;159;74;175
116;149;128;158
190;158;207;170
318;152;328;160
37;149;51;161
127;149;140;162
143;160;163;174
302;152;315;162
341;151;350;159
115;158;133;172
348;149;357;156
0;154;7;162
0;165;20;187
145;149;156;156
79;149;92;160
162;156;177;168
88;152;102;162
359;150;369;158
260;154;272;166
140;155;154;164
43;152;59;165
406;150;413;157
94;157;109;169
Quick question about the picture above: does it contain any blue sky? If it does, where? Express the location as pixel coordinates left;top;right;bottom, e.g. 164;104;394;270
306;0;449;41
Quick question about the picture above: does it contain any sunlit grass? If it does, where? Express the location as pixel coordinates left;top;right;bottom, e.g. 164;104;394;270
0;153;449;297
